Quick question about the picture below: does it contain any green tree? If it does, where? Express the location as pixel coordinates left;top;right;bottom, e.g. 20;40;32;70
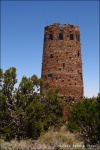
41;89;66;130
0;67;42;141
11;75;42;140
0;67;66;141
24;89;66;139
0;67;17;141
96;93;100;144
67;95;100;148
25;94;44;139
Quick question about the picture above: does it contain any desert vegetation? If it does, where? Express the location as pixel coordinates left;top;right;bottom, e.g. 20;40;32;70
0;67;100;149
1;125;84;150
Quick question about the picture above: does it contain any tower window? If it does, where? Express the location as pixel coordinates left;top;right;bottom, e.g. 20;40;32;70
63;63;65;69
78;35;80;41
44;35;46;42
81;74;82;80
48;74;52;78
56;77;62;80
78;51;79;56
49;34;53;40
79;73;82;80
70;34;74;40
59;34;63;40
50;54;54;58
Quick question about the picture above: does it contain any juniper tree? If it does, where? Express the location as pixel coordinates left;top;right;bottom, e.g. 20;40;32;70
67;94;100;148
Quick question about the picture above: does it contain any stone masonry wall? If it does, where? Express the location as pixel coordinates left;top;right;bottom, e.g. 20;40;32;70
41;23;84;100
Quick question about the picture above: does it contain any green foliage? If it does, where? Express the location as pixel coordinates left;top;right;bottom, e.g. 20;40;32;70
1;66;99;148
96;93;100;144
25;94;44;139
0;67;17;141
67;95;100;148
41;89;66;130
0;67;66;141
0;67;42;141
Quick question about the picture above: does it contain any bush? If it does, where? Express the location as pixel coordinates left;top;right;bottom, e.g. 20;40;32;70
67;94;100;148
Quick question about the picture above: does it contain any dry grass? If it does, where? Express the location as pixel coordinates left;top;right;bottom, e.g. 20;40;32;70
0;138;34;150
1;125;84;150
34;125;84;149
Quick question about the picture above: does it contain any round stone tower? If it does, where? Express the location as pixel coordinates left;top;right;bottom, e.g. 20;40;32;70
41;23;84;99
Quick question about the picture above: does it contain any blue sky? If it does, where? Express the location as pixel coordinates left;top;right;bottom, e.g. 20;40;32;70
1;1;99;97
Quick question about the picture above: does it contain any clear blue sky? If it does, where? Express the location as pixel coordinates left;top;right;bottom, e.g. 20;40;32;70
1;1;99;97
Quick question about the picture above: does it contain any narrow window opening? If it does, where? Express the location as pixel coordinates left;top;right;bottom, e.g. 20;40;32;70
56;77;62;80
44;35;46;42
78;51;79;56
50;54;54;58
81;74;82;80
76;33;77;39
63;63;65;69
78;35;80;41
79;73;82;80
59;34;63;40
48;74;52;78
49;34;53;40
70;34;74;40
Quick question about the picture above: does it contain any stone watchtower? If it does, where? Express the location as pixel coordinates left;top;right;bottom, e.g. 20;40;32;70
41;23;84;99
